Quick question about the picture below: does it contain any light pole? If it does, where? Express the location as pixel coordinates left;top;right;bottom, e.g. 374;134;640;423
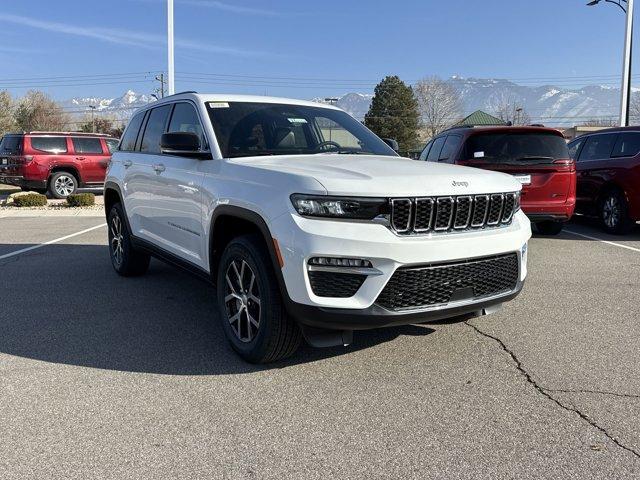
587;0;634;126
89;105;97;133
167;0;175;95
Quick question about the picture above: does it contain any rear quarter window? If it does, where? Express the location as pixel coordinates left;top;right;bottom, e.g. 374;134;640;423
30;136;67;154
611;132;640;158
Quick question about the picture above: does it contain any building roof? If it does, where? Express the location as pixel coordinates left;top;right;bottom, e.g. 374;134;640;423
456;110;507;127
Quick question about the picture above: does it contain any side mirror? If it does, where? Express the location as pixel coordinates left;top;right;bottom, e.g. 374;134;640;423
160;132;211;159
382;138;399;152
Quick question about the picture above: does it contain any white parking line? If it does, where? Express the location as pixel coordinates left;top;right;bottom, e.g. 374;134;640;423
0;223;107;261
564;229;640;254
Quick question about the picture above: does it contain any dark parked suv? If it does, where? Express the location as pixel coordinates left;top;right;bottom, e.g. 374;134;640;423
568;127;640;234
0;132;119;198
419;126;576;235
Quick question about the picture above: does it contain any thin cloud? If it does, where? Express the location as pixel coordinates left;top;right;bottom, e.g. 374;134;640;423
178;0;281;16
0;13;280;58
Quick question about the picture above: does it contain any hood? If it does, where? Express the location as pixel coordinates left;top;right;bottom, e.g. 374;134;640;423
230;154;521;197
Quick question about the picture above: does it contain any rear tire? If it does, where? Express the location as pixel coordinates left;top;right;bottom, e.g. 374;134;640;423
536;221;564;236
600;189;634;235
107;203;150;276
48;171;78;199
216;234;301;363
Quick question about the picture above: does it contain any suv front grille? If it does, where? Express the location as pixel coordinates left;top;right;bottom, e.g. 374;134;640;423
375;253;519;311
390;193;518;234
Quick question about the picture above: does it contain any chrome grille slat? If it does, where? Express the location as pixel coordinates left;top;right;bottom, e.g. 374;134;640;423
389;192;518;235
414;198;434;232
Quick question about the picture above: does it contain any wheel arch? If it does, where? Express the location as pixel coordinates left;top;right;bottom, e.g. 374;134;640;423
208;206;287;296
49;166;81;185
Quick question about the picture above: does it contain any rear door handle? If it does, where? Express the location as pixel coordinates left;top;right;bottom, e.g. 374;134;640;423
122;160;132;168
153;163;166;173
76;156;86;161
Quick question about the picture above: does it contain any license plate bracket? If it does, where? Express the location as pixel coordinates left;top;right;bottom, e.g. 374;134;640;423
513;174;531;185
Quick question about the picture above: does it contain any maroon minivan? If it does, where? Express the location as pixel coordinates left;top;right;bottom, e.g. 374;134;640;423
419;126;576;235
0;132;119;198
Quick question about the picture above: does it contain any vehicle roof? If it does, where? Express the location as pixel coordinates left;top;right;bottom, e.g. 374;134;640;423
145;91;342;111
3;131;114;137
444;125;564;137
573;125;640;135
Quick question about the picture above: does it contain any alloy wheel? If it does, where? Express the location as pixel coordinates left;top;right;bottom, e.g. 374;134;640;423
603;196;620;229
224;259;261;343
54;175;75;197
110;213;124;267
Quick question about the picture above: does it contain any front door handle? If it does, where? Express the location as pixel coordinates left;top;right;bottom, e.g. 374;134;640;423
76;156;86;161
122;160;132;168
153;163;166;173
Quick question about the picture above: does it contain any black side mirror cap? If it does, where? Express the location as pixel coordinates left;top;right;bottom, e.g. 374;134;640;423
160;132;211;159
382;138;399;152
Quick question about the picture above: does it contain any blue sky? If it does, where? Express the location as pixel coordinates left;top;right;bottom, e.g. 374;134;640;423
0;0;635;101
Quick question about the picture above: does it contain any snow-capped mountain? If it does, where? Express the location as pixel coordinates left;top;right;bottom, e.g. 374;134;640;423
59;90;155;121
313;78;629;126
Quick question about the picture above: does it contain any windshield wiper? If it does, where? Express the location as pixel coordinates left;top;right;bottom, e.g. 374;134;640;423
515;156;555;161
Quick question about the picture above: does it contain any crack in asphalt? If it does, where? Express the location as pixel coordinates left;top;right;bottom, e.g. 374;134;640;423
465;321;640;460
546;389;640;400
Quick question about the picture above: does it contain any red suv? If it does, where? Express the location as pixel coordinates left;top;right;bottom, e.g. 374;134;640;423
419;126;576;235
568;127;640;234
0;132;119;198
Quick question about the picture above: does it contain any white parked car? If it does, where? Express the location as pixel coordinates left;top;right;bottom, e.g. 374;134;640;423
104;92;531;363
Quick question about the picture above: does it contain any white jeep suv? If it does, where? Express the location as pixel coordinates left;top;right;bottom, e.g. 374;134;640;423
105;92;531;363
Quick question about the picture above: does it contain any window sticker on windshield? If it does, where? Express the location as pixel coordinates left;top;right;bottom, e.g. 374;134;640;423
474;151;485;158
209;102;229;108
288;118;308;124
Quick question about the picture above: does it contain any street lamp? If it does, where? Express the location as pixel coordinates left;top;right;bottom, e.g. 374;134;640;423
88;105;97;133
587;0;634;126
167;0;175;95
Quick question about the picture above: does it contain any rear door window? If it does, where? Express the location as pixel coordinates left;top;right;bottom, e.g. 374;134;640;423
105;138;120;154
120;111;146;152
418;140;433;161
426;136;446;162
439;134;462;162
0;135;22;155
464;132;569;164
567;137;584;160
611;132;640;158
72;137;103;154
140;105;172;153
578;134;618;162
30;136;67;154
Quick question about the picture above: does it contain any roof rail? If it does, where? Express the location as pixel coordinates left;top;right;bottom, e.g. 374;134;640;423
529;123;545;127
157;90;198;100
26;131;112;136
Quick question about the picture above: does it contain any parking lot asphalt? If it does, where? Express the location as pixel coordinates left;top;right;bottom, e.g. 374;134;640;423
1;214;639;479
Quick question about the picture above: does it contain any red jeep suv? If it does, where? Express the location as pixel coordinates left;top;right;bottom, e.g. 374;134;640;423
0;132;119;198
419;126;576;235
568;127;640;234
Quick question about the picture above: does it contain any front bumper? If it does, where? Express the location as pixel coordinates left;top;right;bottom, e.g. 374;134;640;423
287;279;524;330
270;209;532;327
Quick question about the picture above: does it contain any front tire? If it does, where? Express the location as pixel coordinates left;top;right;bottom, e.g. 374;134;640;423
536;220;564;236
48;171;78;199
600;189;634;235
107;203;150;276
216;234;301;363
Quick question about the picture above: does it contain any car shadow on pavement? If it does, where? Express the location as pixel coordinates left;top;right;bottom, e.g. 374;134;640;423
531;216;640;240
0;244;436;375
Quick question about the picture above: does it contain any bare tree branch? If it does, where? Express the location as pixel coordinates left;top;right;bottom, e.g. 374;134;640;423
414;76;462;138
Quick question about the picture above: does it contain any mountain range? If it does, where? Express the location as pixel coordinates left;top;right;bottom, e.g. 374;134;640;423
61;78;632;127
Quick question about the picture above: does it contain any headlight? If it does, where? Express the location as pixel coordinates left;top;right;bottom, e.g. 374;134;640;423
290;194;388;219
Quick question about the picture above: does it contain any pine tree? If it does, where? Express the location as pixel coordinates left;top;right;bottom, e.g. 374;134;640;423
364;76;420;151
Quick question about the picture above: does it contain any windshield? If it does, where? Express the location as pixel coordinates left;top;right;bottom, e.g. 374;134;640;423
206;102;398;159
0;135;22;155
463;132;569;164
